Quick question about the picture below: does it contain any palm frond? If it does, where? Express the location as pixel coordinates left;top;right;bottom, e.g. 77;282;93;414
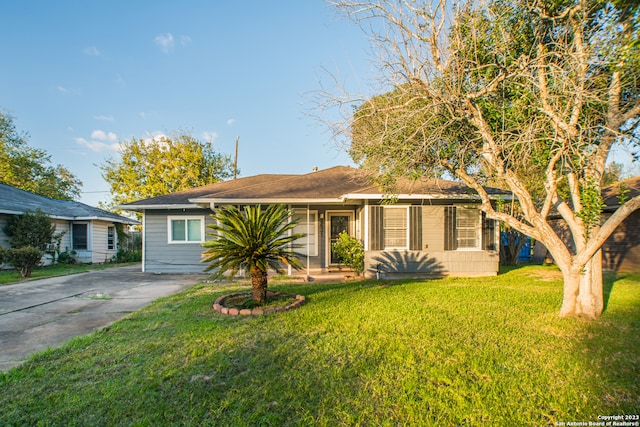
202;204;306;279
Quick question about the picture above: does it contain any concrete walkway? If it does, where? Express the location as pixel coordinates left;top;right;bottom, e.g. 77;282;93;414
0;265;206;372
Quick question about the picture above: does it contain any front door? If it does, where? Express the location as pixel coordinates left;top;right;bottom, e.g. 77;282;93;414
327;212;353;265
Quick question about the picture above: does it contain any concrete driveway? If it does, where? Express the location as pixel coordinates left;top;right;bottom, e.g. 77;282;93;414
0;265;206;372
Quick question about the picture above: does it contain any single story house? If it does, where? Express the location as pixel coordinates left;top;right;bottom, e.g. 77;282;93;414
0;183;138;264
121;166;506;279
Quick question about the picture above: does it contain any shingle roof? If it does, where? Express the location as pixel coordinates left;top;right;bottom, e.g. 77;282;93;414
602;176;640;209
121;166;508;210
0;183;138;224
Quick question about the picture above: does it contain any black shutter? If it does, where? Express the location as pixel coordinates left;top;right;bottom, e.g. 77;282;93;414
409;206;422;250
444;206;456;251
369;205;384;251
482;212;497;251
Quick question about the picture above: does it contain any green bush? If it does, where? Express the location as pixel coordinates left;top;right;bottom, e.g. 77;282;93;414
0;247;6;265
57;251;77;265
6;246;43;278
332;232;365;275
112;248;142;263
3;209;56;249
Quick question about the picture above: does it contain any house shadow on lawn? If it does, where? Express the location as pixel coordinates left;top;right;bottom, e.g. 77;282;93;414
368;251;445;280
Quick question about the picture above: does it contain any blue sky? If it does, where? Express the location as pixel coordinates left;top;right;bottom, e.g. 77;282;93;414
1;1;375;206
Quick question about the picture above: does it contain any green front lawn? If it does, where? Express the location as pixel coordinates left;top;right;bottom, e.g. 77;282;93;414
1;266;638;426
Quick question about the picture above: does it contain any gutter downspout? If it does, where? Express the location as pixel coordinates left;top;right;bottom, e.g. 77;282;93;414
141;210;146;273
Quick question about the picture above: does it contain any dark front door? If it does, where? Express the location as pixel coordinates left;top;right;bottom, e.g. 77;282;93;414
329;214;351;265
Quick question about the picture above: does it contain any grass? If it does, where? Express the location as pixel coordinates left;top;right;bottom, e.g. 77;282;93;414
0;262;138;286
0;265;638;426
223;293;298;310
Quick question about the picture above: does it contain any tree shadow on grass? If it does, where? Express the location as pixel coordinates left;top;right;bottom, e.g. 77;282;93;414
603;270;616;313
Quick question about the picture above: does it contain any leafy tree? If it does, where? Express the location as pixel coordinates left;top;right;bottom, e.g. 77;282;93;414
0;110;82;200
4;209;56;250
100;132;235;207
329;0;640;318
202;205;304;304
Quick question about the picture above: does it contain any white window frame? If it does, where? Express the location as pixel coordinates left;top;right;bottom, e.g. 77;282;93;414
383;206;409;250
107;226;116;250
167;216;205;244
455;207;481;251
72;222;90;251
292;209;318;257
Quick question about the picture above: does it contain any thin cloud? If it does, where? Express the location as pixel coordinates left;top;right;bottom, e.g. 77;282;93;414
91;130;118;142
203;131;218;142
75;129;120;152
83;46;101;56
227;118;236;126
75;137;121;152
180;35;192;46
93;115;114;121
154;33;175;53
57;86;69;93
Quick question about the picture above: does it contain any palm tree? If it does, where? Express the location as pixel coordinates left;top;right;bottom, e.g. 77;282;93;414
202;204;305;304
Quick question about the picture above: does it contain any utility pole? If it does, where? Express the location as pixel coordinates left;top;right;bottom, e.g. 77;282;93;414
234;136;239;180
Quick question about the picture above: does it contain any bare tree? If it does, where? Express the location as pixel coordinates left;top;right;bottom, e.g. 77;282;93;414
325;0;640;318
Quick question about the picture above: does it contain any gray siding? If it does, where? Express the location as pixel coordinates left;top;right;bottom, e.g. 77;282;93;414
364;204;499;278
144;209;213;273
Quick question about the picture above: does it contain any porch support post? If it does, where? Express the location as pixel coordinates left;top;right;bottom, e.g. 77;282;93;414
307;204;310;280
288;204;292;276
363;200;369;251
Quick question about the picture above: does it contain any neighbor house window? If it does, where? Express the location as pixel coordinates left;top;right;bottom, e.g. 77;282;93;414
292;209;318;256
72;223;88;250
107;226;115;250
168;216;204;243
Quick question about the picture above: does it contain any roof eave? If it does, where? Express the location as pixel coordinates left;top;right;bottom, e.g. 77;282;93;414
117;203;200;211
342;193;513;200
189;197;348;207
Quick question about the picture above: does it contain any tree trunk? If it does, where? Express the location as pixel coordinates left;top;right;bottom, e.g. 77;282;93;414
250;265;268;304
559;251;604;319
500;230;526;266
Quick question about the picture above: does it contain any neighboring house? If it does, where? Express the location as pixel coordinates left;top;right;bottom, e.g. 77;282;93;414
121;166;507;278
600;177;640;273
532;176;640;273
0;183;138;264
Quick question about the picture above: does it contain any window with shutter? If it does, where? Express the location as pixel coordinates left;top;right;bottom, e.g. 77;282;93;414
384;207;407;249
456;207;480;249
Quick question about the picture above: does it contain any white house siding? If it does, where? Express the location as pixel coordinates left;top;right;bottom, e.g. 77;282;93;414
143;209;214;273
90;221;118;263
364;204;499;279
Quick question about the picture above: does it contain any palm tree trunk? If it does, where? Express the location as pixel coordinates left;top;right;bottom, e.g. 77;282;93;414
250;265;268;304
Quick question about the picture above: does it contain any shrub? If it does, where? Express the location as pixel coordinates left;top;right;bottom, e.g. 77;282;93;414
112;248;142;263
57;251;77;265
6;247;43;278
3;209;56;249
0;247;6;265
332;232;365;275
